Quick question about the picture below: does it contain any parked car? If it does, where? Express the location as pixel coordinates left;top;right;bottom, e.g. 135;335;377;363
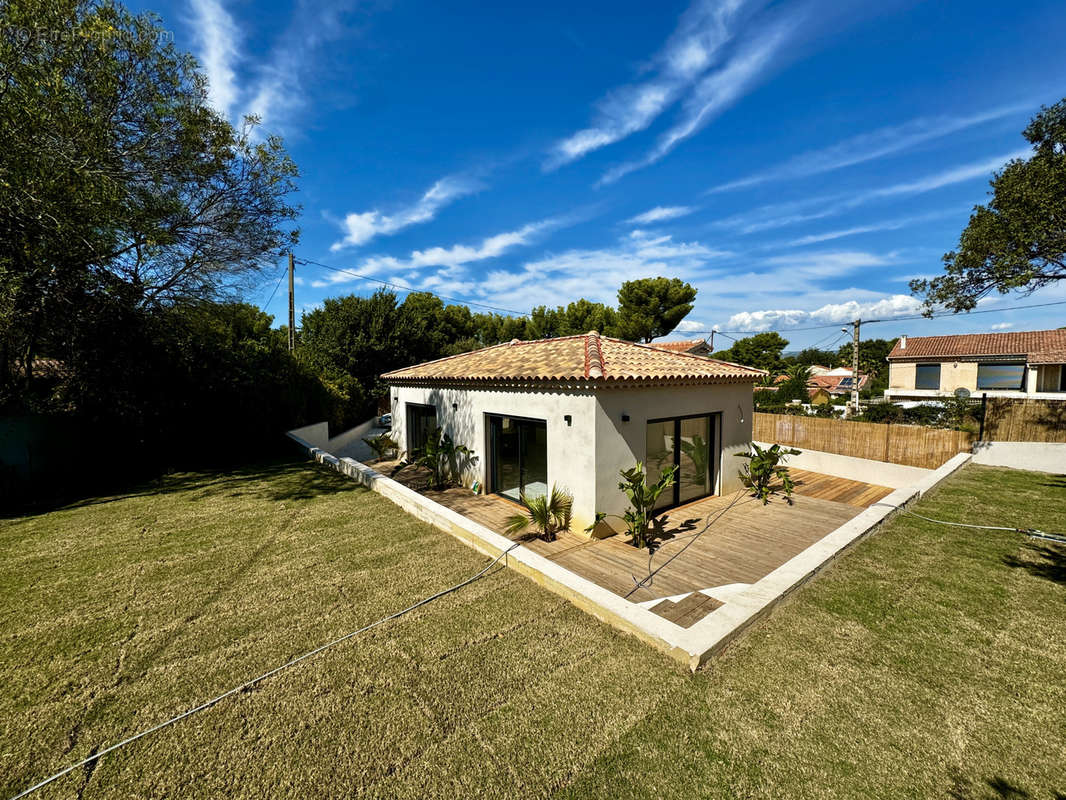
378;412;392;428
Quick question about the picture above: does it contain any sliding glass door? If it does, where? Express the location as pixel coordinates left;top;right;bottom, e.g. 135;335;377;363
646;414;716;511
405;403;437;458
488;415;547;503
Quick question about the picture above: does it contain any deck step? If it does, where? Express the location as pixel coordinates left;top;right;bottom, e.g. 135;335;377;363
649;592;723;628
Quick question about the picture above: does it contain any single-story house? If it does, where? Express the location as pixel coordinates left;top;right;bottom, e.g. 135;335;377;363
885;329;1066;400
382;331;765;535
648;338;713;356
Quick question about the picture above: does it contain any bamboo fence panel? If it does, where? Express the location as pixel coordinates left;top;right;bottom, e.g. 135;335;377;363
753;413;975;469
981;399;1066;443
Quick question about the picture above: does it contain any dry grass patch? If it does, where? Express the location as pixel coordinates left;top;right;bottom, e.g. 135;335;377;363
1;460;1063;798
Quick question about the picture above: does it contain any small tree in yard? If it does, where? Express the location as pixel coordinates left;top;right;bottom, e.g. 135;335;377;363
412;427;474;490
504;486;573;542
585;462;679;549
737;443;801;505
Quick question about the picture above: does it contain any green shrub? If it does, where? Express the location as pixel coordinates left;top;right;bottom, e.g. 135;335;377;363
586;462;678;549
504;485;573;541
736;443;801;505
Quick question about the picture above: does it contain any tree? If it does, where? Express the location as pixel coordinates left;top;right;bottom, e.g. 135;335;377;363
0;0;299;408
790;347;838;369
615;278;697;342
836;338;898;379
299;290;420;417
714;332;789;372
911;99;1066;312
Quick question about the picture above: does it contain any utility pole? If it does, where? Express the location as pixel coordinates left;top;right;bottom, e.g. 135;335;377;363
708;330;714;352
287;252;295;353
851;318;861;413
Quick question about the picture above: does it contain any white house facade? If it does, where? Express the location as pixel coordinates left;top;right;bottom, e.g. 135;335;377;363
382;332;764;536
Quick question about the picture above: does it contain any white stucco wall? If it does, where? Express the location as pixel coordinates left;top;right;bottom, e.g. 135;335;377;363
390;384;600;531
390;380;757;536
593;383;754;526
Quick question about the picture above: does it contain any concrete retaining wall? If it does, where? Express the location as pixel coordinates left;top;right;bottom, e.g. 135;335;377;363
288;429;972;671
754;442;933;489
971;441;1066;474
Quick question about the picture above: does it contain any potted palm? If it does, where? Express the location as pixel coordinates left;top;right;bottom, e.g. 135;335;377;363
504;485;573;542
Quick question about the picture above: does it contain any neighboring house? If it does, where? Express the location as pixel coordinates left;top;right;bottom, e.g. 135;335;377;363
885;329;1066;400
382;331;765;535
807;367;869;397
648;338;713;356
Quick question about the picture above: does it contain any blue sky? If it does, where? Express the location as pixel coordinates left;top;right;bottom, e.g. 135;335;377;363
135;0;1065;349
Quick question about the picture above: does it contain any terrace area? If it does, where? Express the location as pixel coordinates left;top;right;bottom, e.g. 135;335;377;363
424;469;894;627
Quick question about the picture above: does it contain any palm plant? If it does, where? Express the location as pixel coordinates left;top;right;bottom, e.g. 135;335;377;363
584;462;678;549
736;442;801;504
413;427;474;490
362;433;399;461
504;485;573;542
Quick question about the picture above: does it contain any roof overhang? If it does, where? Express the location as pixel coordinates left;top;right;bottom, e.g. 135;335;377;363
383;375;760;391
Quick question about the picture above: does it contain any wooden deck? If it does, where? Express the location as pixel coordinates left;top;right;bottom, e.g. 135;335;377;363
424;470;894;617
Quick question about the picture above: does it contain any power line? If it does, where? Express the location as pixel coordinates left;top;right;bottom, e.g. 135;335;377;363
296;257;531;316
9;543;521;800
689;298;1066;337
259;267;287;312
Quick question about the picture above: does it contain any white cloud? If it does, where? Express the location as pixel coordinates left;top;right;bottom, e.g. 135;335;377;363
329;176;482;251
715;149;1031;234
989;322;1014;330
311;218;557;288
725;294;923;331
781;208;961;246
545;0;750;169
707;104;1026;193
601;17;795;184
675;319;708;331
626;205;696;225
189;0;241;118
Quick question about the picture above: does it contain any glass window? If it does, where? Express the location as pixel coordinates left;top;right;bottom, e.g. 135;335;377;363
976;363;1026;390
488;416;547;502
914;364;941;390
405;403;437;458
645;415;716;511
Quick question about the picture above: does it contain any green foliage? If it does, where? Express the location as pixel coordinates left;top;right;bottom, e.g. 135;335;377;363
504;485;574;541
774;363;811;403
615;278;697;343
856;399;981;431
836;338;897;379
411;427;474;490
715;332;790;372
0;0;299;408
586;462;679;549
363;433;399;461
736;443;801;505
912;99;1066;311
790;347;838;369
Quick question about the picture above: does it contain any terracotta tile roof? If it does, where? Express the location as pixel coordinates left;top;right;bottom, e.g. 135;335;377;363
382;331;765;385
887;329;1066;364
648;338;710;354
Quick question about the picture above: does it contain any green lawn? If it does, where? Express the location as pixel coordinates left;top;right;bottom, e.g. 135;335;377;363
1;459;1063;799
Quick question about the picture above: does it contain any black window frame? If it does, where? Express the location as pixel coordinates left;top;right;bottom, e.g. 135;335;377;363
914;363;941;390
976;362;1026;391
645;412;719;512
405;402;437;458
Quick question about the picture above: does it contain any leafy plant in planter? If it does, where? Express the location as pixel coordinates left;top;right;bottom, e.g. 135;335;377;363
413;427;474;489
736;443;801;504
585;462;679;549
362;433;399;461
504;485;573;541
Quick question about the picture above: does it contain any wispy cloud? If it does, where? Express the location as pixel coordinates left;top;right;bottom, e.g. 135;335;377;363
625;205;696;225
329;176;482;251
707;104;1026;193
601;15;797;184
990;322;1014;330
781;208;961;246
312;218;560;288
716;149;1030;234
725;293;923;331
545;0;753;169
189;0;241;118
